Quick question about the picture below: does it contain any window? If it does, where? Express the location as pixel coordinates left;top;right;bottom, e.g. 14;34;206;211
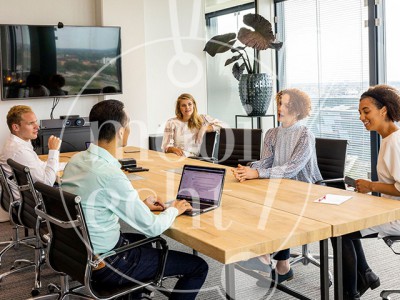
385;0;400;90
205;4;255;127
276;0;371;179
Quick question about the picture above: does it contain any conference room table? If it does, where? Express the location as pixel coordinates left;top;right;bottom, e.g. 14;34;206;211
53;147;400;300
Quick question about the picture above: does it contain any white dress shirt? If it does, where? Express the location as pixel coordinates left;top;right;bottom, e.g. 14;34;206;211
0;133;59;186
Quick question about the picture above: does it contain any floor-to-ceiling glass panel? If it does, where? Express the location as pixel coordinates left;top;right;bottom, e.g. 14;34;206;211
385;0;400;90
206;6;255;127
276;0;370;179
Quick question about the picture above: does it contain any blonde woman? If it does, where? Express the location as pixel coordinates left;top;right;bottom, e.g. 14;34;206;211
161;93;224;157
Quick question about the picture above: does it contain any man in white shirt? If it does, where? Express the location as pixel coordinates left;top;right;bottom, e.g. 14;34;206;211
0;105;62;221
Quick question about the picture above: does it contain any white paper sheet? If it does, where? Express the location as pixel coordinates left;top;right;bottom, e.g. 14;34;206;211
314;194;352;205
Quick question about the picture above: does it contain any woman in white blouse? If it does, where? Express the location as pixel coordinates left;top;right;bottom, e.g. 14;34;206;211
341;85;400;300
161;93;224;157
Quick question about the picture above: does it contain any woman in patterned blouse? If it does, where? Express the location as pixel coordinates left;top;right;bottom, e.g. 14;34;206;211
161;93;224;157
233;88;322;286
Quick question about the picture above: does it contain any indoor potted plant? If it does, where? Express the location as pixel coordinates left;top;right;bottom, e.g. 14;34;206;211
204;13;282;116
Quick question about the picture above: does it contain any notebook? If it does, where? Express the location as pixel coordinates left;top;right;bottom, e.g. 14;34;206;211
176;164;226;216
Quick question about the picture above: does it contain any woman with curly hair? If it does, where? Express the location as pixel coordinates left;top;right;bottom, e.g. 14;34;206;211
233;88;322;285
161;93;224;157
341;84;400;300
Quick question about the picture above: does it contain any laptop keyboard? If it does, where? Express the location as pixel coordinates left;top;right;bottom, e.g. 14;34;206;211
188;201;213;210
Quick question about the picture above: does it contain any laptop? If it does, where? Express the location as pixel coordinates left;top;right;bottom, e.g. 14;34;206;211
176;164;226;216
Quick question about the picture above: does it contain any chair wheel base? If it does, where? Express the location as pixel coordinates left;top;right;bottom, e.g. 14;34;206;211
31;288;40;297
47;283;60;293
380;289;400;300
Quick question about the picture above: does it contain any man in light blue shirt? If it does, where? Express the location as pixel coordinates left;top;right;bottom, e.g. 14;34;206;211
61;99;208;300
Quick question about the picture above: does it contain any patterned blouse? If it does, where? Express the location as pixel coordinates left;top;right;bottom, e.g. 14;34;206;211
250;122;323;183
161;115;224;157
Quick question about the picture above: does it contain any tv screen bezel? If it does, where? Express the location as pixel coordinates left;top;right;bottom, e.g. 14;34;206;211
0;24;123;101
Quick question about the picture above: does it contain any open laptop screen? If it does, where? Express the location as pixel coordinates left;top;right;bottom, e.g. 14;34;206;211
177;165;226;205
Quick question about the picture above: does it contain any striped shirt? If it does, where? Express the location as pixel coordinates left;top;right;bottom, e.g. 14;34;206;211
250;122;322;183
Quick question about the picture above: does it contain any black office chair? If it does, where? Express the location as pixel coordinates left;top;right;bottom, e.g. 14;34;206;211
290;138;348;281
33;181;169;300
148;134;163;152
315;137;348;189
6;158;49;296
215;128;262;167
0;165;35;282
380;236;400;300
188;131;220;163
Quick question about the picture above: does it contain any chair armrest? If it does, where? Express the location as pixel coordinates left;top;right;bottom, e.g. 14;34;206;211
94;236;168;285
35;206;80;228
97;236;167;261
383;236;400;255
315;178;345;184
188;156;217;163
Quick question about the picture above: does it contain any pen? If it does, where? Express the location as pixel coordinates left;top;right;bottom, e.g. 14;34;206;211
318;195;326;202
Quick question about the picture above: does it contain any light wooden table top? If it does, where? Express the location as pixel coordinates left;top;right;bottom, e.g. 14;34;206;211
122;150;330;264
122;148;400;237
50;148;400;261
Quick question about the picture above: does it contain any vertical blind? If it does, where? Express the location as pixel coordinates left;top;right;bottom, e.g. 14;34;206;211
385;0;400;90
275;0;371;179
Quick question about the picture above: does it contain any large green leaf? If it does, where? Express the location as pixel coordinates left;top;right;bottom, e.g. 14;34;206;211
203;33;236;57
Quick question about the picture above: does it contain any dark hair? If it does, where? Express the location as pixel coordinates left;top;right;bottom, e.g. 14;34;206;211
360;84;400;122
49;74;65;88
89;99;128;142
276;88;311;120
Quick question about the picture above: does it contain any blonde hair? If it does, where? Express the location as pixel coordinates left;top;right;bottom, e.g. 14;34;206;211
7;105;33;131
275;88;311;120
175;93;203;130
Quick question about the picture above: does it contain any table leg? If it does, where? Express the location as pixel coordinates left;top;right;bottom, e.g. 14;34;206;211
331;236;343;300
320;239;329;300
225;264;235;300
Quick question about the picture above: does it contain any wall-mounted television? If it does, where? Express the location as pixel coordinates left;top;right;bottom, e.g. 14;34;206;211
0;24;122;100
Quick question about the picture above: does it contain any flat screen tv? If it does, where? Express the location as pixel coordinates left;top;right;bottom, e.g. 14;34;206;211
0;24;122;100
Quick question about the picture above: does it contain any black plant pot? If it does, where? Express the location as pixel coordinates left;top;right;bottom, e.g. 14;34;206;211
238;73;273;116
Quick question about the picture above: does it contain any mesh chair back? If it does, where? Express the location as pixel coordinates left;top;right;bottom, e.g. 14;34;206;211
34;182;89;285
217;128;262;167
315;138;348;189
7;159;41;229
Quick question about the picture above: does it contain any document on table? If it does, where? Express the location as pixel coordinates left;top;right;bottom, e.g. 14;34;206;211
314;194;352;205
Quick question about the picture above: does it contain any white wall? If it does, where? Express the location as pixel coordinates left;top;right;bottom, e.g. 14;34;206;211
0;0;208;148
95;0;208;147
0;0;99;143
144;0;207;136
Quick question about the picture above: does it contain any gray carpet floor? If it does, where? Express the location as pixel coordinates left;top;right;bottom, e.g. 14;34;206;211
1;221;400;300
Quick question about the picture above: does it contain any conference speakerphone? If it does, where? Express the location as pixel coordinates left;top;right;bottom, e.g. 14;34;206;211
34;117;92;155
40;117;90;129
